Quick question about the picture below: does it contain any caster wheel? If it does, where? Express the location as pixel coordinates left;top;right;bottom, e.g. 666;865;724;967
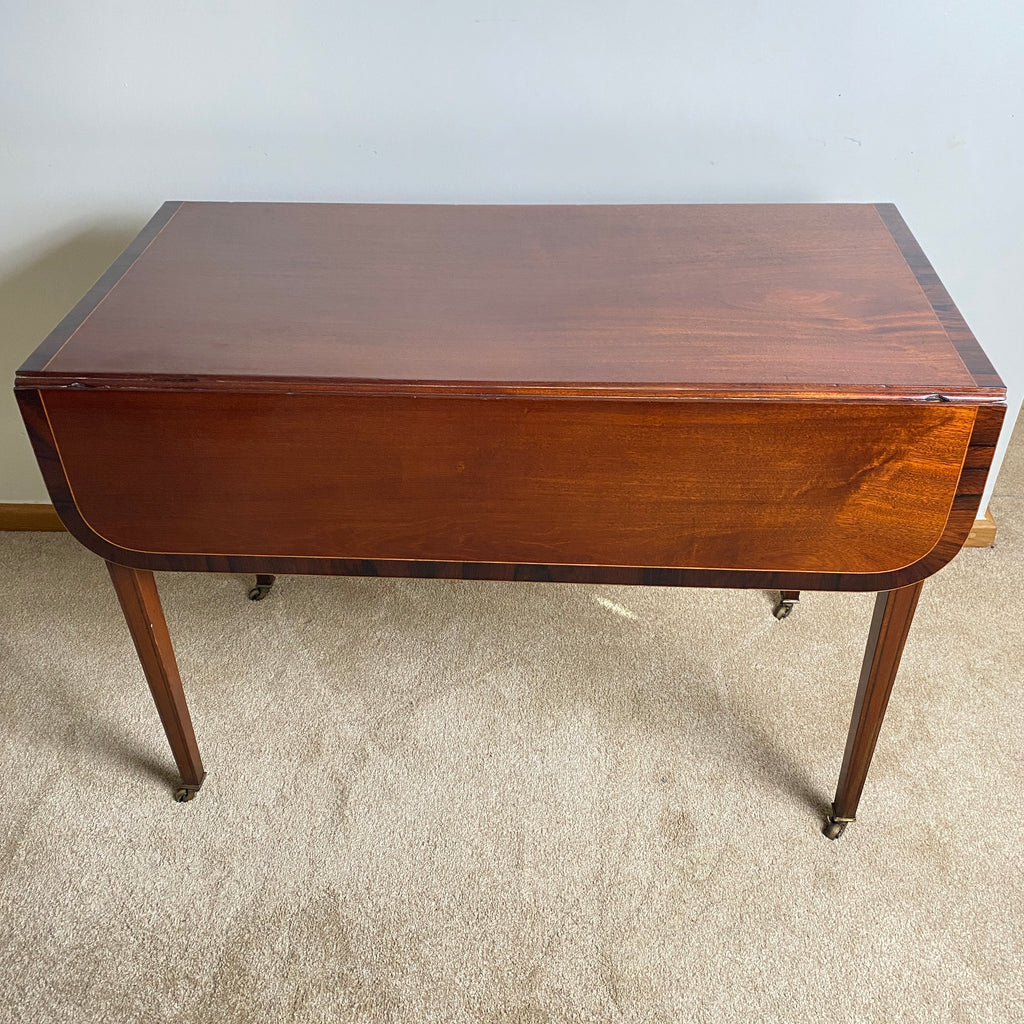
773;601;793;620
248;575;276;601
822;817;848;840
174;787;198;803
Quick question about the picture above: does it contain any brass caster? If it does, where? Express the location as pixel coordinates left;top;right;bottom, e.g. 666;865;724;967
174;787;199;803
248;574;277;601
773;591;800;619
822;814;853;840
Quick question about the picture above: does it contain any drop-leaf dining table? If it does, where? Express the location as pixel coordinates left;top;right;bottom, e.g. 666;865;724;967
15;202;1005;838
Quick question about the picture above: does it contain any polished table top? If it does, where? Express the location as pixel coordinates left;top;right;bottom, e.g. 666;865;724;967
23;201;993;395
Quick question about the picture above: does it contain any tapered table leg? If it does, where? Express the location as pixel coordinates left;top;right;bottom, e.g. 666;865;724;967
824;580;924;838
106;561;206;801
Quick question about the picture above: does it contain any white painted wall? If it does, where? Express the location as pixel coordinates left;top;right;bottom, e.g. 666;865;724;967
3;1;1021;506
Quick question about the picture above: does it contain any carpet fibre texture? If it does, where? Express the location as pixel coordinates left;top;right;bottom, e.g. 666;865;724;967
1;428;1023;1024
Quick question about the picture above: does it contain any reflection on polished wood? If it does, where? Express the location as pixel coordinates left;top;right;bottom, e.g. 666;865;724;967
41;391;975;574
16;202;1005;835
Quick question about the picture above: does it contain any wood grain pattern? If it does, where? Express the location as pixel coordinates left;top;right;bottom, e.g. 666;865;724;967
21;203;985;395
40;389;975;577
14;390;1003;594
875;204;1002;390
3;502;1003;548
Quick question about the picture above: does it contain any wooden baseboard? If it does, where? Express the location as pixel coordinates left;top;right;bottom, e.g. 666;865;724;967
0;501;1001;549
0;503;65;531
965;507;997;548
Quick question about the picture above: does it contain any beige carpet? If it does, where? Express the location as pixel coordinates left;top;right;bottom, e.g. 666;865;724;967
2;428;1023;1024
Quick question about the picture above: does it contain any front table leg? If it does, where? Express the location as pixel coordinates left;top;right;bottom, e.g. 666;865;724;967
106;562;206;801
825;581;924;839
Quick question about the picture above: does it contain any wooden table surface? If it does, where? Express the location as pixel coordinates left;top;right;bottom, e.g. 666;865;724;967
15;202;1006;836
23;201;993;396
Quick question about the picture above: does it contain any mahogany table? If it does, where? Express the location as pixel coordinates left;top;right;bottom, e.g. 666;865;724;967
15;202;1005;838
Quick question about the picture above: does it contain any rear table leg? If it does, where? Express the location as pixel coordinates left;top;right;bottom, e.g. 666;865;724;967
106;561;206;801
